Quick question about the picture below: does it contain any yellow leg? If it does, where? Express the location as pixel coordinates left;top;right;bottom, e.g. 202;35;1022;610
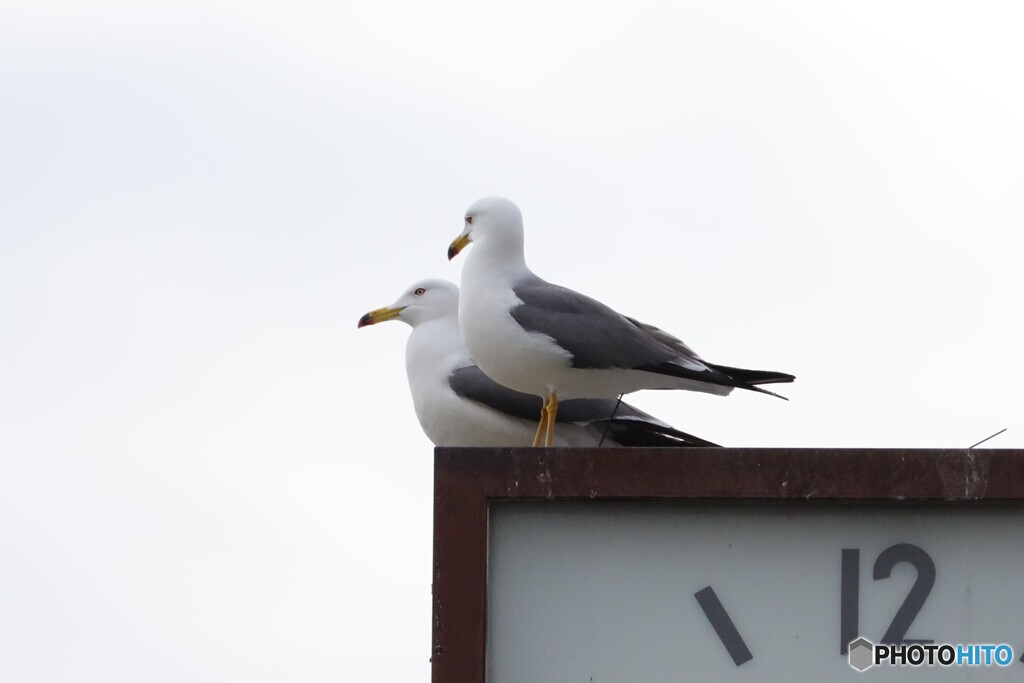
544;391;558;447
532;398;549;447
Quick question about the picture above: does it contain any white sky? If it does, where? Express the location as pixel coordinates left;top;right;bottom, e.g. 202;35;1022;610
1;1;1022;681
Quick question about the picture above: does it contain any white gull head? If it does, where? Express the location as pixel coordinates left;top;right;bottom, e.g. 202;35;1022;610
448;196;525;263
357;278;459;329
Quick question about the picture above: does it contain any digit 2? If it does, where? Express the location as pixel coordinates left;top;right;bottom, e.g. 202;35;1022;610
839;544;935;654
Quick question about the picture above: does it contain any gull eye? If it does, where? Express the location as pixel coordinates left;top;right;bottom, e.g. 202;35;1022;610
465;216;473;225
414;287;426;296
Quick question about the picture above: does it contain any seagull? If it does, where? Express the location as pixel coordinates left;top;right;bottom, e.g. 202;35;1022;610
447;197;795;447
357;278;719;448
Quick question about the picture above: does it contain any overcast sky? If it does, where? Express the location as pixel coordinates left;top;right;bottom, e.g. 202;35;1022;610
2;1;1022;681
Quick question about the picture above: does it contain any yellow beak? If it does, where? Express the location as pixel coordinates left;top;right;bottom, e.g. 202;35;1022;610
357;306;405;328
448;233;471;260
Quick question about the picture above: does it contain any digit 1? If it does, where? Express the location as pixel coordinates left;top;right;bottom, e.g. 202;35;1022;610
840;549;859;655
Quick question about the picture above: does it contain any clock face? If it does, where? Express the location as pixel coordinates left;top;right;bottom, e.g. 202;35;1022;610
486;502;1024;682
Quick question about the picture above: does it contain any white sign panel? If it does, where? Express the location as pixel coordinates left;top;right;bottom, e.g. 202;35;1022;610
487;502;1023;681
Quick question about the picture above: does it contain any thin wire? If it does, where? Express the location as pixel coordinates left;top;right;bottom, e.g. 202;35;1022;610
598;394;625;447
968;427;1007;449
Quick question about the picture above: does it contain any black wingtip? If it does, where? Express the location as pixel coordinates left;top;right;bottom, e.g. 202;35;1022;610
704;363;795;388
602;420;723;448
749;385;790;400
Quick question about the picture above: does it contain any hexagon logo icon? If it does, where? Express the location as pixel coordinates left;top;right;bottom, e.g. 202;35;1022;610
849;637;875;672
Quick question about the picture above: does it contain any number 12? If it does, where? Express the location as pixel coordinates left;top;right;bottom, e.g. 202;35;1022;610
840;543;936;654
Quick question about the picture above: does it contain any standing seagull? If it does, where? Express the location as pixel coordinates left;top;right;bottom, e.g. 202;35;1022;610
357;278;719;448
447;197;794;447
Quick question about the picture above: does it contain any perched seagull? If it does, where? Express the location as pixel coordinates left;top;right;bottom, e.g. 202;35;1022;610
357;278;719;448
447;197;795;447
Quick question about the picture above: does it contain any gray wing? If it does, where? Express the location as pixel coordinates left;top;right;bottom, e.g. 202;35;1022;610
448;366;720;446
510;278;715;374
511;278;793;397
623;316;701;359
448;366;544;421
449;365;636;423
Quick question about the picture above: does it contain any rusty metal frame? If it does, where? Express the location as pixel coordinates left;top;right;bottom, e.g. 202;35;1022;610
430;447;1024;682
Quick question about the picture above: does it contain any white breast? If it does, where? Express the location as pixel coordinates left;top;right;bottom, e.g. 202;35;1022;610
458;275;573;399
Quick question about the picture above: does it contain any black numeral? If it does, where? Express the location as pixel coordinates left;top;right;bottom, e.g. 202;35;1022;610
840;549;859;654
873;543;936;644
840;543;935;654
694;586;754;666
